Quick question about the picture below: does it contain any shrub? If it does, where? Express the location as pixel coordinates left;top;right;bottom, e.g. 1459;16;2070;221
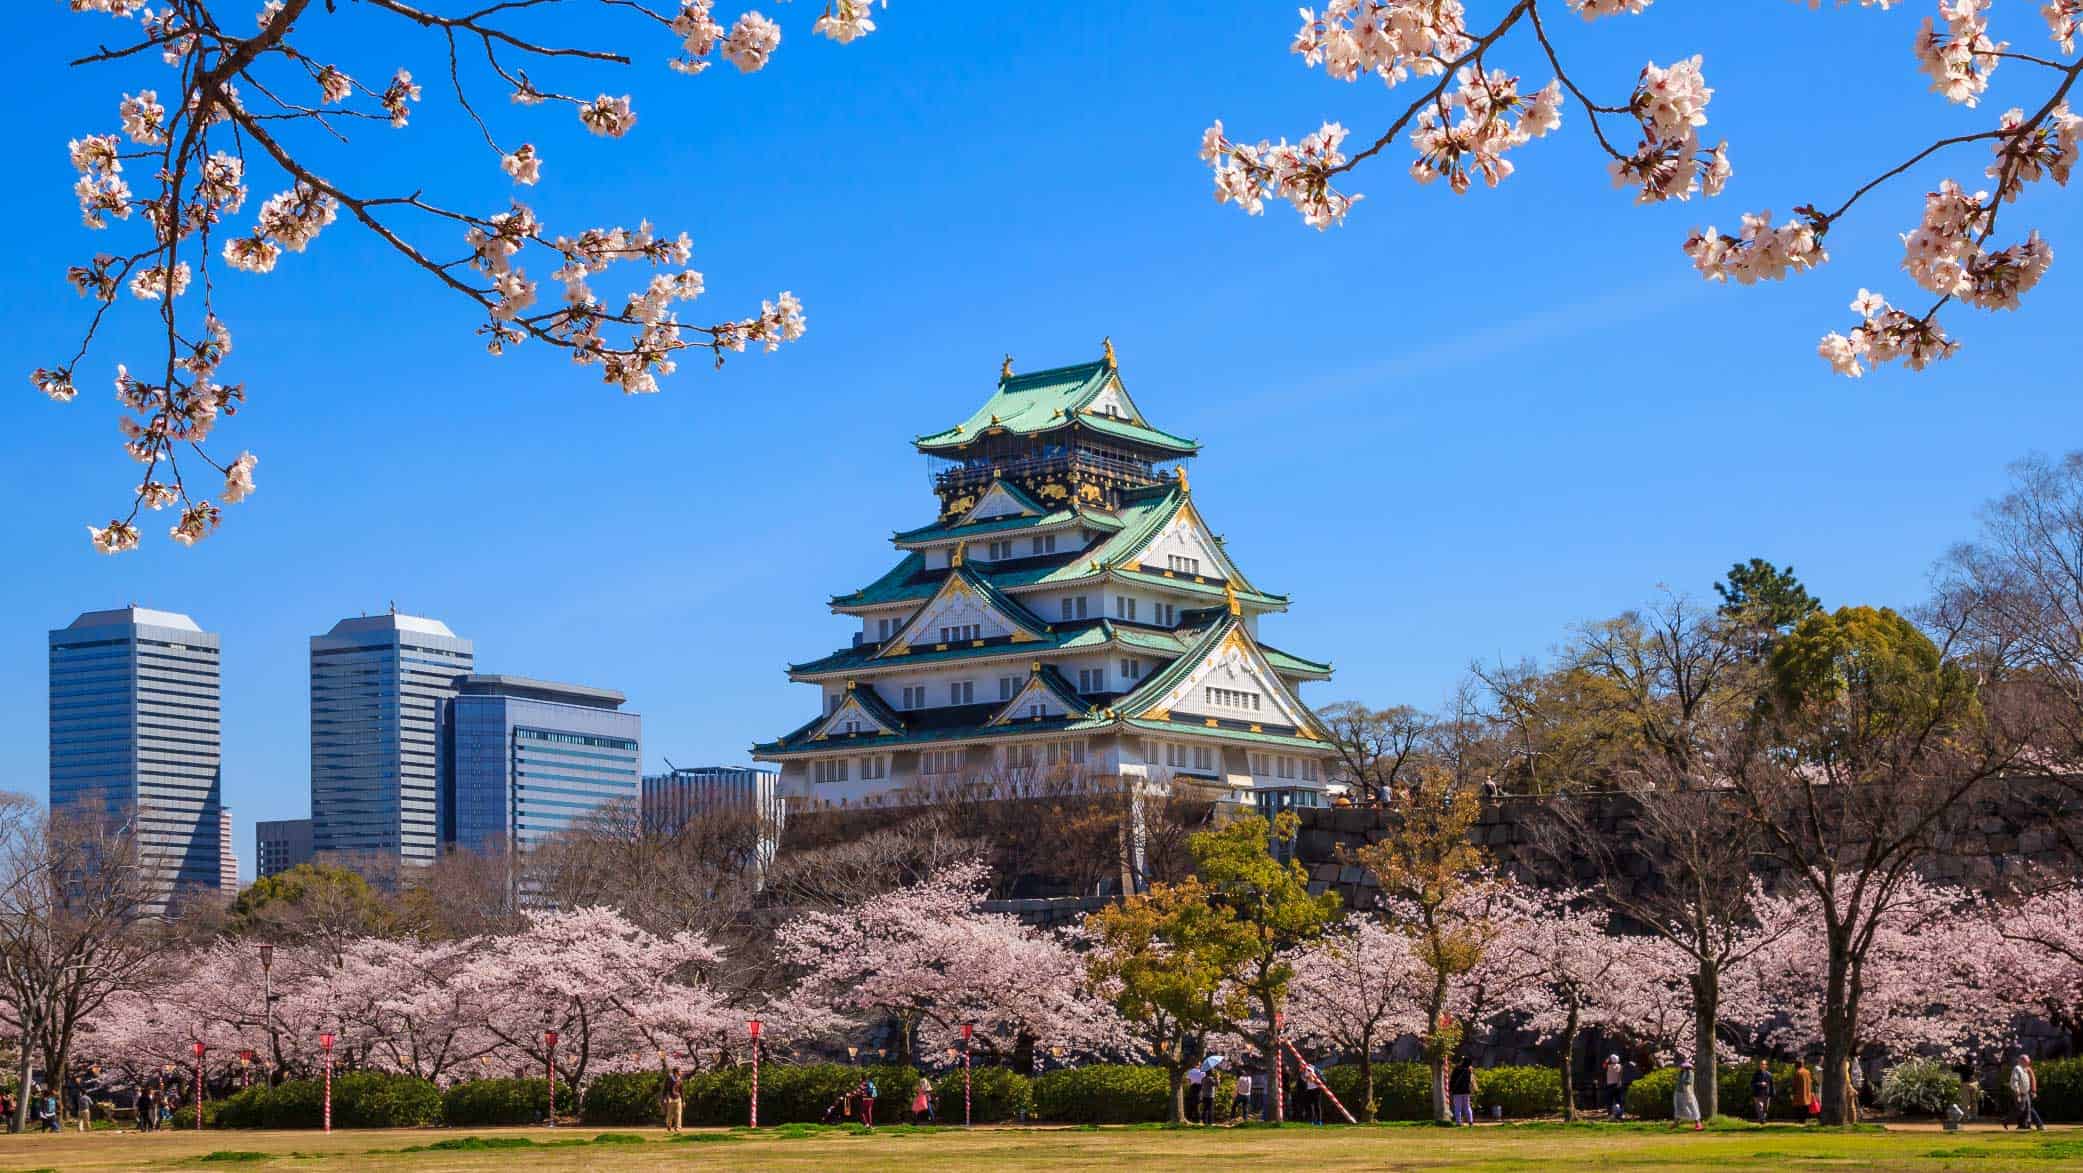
1475;1065;1562;1118
442;1078;549;1127
1624;1067;1678;1121
1034;1065;1171;1124
212;1073;439;1129
682;1063;917;1127
578;1072;665;1126
2037;1058;2083;1122
1321;1062;1432;1121
948;1066;1033;1123
1877;1059;1963;1117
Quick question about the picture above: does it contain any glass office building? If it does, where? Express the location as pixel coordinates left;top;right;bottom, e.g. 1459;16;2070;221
442;675;641;855
48;606;224;902
310;612;474;869
255;817;314;877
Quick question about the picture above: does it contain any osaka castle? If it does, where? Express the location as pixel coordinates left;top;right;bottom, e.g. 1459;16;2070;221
754;343;1339;813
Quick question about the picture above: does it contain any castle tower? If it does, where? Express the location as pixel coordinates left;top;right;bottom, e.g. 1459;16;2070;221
755;346;1337;813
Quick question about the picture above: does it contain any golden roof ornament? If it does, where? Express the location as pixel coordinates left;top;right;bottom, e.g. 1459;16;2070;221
1225;582;1242;617
846;679;857;691
1031;660;1042;673
1175;466;1190;495
950;541;965;567
1102;336;1117;369
1001;354;1014;380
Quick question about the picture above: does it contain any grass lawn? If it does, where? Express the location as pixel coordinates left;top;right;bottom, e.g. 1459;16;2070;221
0;1120;2073;1171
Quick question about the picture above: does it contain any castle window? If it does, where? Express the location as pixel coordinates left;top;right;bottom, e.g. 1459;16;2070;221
1193;746;1215;772
940;624;979;644
1032;534;1057;555
1167;555;1201;575
999;675;1020;700
987;540;1014;560
1120;658;1142;681
921;749;961;776
1078;668;1104;693
1206;687;1261;712
861;755;888;781
1061;596;1088;621
812;758;849;784
1155;603;1176;627
1114;596;1137;621
901;686;927;710
951;680;975;705
877;617;902;641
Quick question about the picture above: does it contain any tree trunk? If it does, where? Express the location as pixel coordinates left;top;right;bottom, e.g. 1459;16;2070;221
1262;992;1284;1124
1819;935;1855;1127
12;1016;33;1133
1427;974;1450;1124
1359;1036;1377;1124
1691;960;1720;1119
1559;1007;1579;1123
1168;1064;1187;1125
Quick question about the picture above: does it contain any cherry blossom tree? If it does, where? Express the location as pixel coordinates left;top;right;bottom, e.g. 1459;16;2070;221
1286;916;1428;1121
41;0;871;552
454;905;725;1092
1978;880;2083;1053
1203;2;2081;378
777;859;1115;1066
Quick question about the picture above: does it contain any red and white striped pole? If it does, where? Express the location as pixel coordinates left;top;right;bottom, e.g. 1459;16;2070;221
192;1041;205;1130
319;1032;335;1134
543;1031;558;1127
1272;1011;1285;1124
747;1019;762;1129
961;1024;973;1128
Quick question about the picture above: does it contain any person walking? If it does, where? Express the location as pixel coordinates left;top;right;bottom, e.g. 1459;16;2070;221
660;1066;684;1134
1792;1060;1814;1125
72;1080;92;1132
36;1089;60;1133
1672;1060;1702;1131
134;1086;154;1133
2009;1055;2045;1131
856;1074;877;1130
1184;1063;1205;1125
1232;1070;1253;1123
1603;1055;1626;1120
1449;1057;1477;1127
911;1075;933;1124
1749;1059;1775;1126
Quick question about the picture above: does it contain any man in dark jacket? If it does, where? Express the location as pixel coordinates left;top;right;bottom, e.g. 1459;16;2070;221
1750;1060;1776;1125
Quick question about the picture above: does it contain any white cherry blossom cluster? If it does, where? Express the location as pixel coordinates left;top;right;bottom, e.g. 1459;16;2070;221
578;94;637;137
1292;0;1472;87
379;69;421;127
1989;102;2083;197
1567;0;1654;17
1682;211;1828;284
1817;288;1959;377
1610;56;1730;203
1914;0;2005;106
813;0;883;44
668;4;793;74
1200;119;1361;228
1899;179;2053;309
2050;0;2083;52
1408;67;1563;193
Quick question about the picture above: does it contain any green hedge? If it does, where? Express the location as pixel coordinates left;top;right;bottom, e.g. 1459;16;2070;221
578;1072;665;1125
441;1078;549;1127
684;1063;919;1126
1475;1066;1563;1118
1627;1063;1805;1121
1034;1065;1171;1123
960;1065;1036;1123
1321;1063;1430;1120
212;1073;442;1129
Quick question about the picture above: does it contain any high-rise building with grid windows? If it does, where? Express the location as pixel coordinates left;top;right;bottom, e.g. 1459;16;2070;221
441;675;640;856
310;611;473;870
48;605;223;903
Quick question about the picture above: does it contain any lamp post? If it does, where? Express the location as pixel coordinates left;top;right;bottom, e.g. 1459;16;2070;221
543;1031;558;1127
960;1024;973;1128
239;1050;253;1090
192;1041;206;1130
746;1020;762;1129
257;944;274;1088
318;1032;335;1134
846;1045;858;1066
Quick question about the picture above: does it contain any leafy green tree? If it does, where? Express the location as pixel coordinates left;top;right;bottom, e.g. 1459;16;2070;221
229;863;392;955
1727;604;2014;1124
1084;877;1250;1123
1352;767;1493;1123
1714;558;1822;646
1190;812;1341;1121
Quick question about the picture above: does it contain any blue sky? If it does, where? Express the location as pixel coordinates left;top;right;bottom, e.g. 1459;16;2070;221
5;3;2078;873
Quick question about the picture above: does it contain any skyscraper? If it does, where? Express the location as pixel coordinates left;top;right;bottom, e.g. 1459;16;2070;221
255;818;314;877
442;675;641;855
48;605;224;900
219;806;238;894
310;611;473;869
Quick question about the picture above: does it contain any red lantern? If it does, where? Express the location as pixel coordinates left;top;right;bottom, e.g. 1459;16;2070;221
239;1049;253;1063
544;1030;558;1049
747;1019;762;1039
192;1041;206;1058
319;1032;335;1051
960;1023;973;1042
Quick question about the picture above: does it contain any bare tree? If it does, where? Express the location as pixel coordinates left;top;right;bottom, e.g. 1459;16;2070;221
1318;702;1434;804
0;800;174;1130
